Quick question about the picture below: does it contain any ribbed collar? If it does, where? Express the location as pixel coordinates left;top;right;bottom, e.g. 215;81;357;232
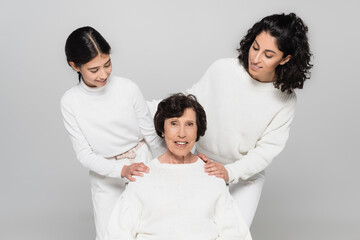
154;157;202;168
78;77;110;95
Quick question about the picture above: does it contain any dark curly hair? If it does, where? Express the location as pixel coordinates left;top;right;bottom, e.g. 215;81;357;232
154;93;207;141
238;13;313;93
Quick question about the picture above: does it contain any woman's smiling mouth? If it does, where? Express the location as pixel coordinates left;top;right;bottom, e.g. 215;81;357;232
250;62;261;71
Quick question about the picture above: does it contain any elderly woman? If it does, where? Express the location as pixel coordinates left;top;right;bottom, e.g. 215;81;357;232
106;93;251;240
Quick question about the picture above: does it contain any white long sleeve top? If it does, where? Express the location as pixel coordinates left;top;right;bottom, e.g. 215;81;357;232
186;58;297;183
61;76;165;178
106;158;252;240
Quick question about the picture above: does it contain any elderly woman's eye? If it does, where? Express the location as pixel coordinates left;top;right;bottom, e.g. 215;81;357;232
171;121;177;126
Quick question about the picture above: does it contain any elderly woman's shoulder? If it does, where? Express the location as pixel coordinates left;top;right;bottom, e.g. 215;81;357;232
195;159;227;187
129;158;162;183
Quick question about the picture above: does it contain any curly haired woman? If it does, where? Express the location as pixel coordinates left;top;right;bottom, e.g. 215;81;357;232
187;12;313;227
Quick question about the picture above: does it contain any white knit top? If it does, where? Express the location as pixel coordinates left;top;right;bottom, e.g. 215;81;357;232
61;76;165;178
186;58;297;183
106;158;252;240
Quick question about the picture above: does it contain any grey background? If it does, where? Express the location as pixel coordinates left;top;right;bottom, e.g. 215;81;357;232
1;0;359;239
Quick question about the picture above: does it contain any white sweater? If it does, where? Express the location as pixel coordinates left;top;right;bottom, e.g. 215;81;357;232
106;158;251;240
61;76;164;178
186;58;297;183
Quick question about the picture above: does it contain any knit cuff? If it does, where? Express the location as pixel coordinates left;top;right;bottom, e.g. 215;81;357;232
224;164;238;184
108;160;131;179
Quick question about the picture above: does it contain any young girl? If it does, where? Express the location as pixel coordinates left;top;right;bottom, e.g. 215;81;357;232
187;12;313;226
61;26;164;240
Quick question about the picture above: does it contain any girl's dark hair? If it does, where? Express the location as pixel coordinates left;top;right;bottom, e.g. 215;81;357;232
154;93;207;142
65;26;111;81
238;13;313;93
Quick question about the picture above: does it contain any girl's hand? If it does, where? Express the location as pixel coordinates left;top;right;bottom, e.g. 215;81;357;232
204;160;229;183
121;163;149;182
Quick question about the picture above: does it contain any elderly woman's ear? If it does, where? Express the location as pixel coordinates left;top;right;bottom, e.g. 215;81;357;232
161;132;165;138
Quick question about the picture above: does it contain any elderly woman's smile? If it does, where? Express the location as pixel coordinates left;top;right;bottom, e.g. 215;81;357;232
163;108;197;162
174;141;188;146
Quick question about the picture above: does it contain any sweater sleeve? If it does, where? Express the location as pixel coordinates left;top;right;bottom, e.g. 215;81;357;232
224;97;296;183
132;84;166;157
105;191;141;240
61;94;129;178
184;61;216;99
215;190;252;240
186;59;236;102
146;99;161;118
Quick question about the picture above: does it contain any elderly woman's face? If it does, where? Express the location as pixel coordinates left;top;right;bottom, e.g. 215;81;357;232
163;108;197;158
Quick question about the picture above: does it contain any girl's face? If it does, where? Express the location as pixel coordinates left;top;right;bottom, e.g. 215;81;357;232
70;54;112;87
248;31;291;82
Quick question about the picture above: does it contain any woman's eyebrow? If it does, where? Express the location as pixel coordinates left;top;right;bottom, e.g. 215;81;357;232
265;49;276;54
254;39;277;54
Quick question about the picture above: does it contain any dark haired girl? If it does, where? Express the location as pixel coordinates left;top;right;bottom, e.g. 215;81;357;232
61;26;164;240
186;13;313;226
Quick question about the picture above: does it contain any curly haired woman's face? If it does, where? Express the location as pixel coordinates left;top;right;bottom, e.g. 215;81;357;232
248;31;291;82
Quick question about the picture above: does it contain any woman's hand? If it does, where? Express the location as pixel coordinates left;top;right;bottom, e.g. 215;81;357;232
197;153;211;163
198;153;229;183
121;163;149;182
204;161;229;183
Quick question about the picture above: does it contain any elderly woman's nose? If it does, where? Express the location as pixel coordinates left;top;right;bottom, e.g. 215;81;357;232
178;125;186;137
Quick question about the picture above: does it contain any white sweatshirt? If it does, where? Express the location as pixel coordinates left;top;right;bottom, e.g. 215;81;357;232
61;76;165;178
106;158;252;240
186;58;297;183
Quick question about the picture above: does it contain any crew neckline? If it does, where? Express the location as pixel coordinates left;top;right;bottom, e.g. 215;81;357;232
154;157;202;167
78;77;110;94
